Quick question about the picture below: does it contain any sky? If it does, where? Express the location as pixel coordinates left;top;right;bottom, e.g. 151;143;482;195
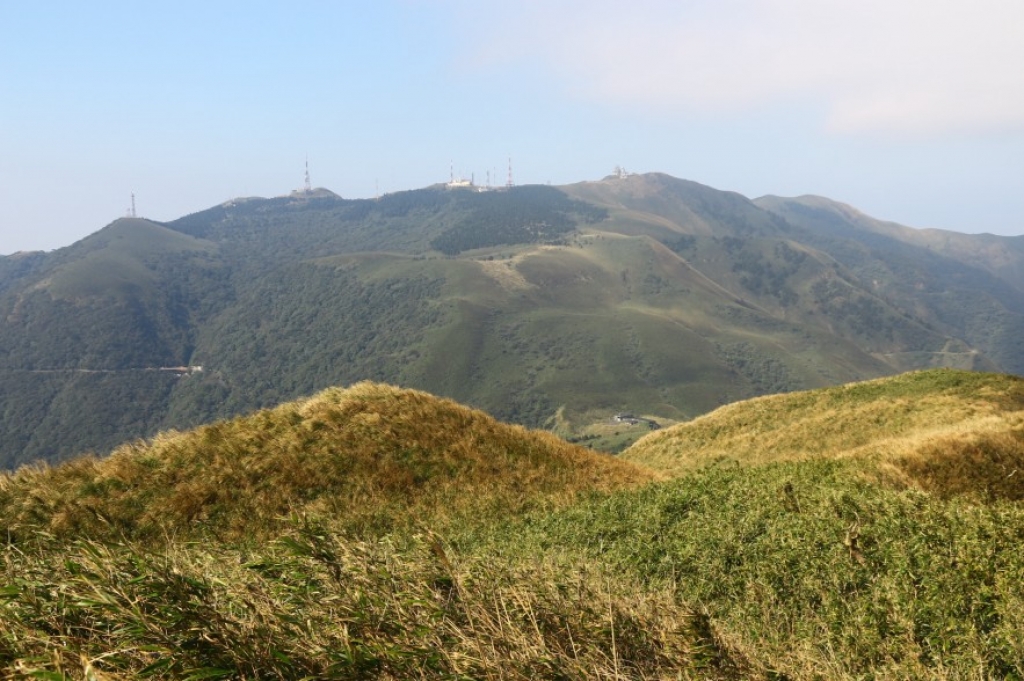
2;0;1023;253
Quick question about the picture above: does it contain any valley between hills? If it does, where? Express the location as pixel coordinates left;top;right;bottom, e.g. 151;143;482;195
2;172;1024;678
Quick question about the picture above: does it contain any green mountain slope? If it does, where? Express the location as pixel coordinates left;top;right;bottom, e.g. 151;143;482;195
0;220;229;467
756;195;1024;373
1;173;1022;467
0;218;223;369
180;234;903;431
573;175;998;370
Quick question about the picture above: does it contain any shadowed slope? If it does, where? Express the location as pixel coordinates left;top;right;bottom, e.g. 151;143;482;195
0;382;656;543
624;369;1024;500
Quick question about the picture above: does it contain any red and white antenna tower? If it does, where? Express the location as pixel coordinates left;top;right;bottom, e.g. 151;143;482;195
304;157;312;193
130;192;137;218
506;157;514;188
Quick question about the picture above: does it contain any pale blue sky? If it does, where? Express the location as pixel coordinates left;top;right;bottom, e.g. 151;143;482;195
2;1;1023;253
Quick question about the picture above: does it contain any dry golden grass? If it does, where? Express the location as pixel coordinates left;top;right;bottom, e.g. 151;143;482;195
874;416;1024;501
0;382;657;544
2;529;727;680
624;369;1024;500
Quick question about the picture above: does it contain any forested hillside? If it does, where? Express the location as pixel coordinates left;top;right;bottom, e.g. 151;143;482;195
2;173;1023;467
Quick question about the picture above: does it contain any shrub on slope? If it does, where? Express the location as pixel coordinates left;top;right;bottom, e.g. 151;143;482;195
624;369;1024;500
0;382;655;543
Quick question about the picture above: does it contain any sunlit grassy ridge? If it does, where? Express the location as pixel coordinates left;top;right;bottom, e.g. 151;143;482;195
624;369;1024;500
0;382;655;544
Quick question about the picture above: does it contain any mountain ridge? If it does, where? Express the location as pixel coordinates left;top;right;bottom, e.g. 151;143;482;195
2;171;1023;467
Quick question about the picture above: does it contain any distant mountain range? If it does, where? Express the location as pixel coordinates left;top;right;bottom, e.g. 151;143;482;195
2;172;1023;468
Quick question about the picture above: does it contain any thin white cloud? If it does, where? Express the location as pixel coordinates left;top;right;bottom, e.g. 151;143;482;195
450;0;1024;136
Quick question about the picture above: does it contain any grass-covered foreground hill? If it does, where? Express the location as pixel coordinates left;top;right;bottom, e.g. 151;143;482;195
0;382;654;544
3;371;1024;678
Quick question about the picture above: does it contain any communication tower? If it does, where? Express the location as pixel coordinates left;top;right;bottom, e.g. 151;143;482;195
506;157;514;188
304;157;312;194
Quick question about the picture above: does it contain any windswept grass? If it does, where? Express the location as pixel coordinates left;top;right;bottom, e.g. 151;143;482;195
625;369;1024;500
0;382;656;544
2;523;710;680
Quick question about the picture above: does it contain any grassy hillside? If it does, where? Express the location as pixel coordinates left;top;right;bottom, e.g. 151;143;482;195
625;369;1024;500
0;382;654;544
3;375;1024;678
496;370;1024;676
0;385;673;679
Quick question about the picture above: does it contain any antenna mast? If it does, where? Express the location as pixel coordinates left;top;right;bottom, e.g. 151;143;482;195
304;157;312;193
506;157;514;188
131;192;137;218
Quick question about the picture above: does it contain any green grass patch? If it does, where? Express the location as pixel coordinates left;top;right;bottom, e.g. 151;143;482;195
481;458;1024;678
